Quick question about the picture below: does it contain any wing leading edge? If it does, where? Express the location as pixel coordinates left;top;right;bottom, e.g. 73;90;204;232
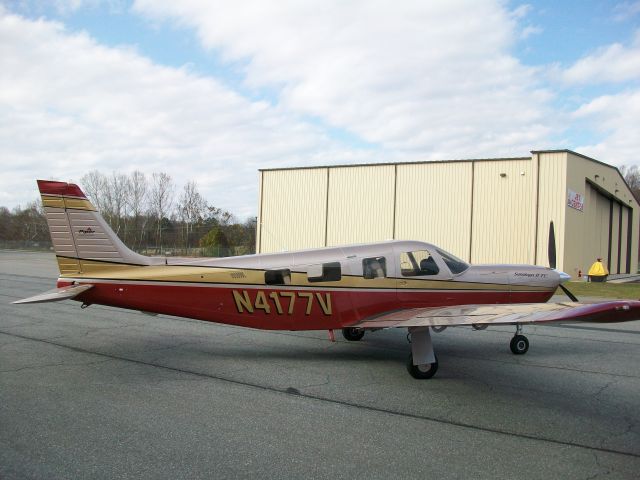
354;301;640;329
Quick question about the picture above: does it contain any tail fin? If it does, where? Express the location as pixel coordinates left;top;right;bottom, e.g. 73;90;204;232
38;180;151;275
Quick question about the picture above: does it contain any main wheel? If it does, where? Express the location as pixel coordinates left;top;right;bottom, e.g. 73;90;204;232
342;327;365;341
406;353;439;379
510;334;529;355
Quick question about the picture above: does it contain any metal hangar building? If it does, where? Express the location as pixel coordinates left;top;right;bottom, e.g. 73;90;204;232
256;150;639;278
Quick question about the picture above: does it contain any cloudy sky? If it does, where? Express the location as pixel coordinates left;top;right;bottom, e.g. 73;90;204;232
1;1;639;217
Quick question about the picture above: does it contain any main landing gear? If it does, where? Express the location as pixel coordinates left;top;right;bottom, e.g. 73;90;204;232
407;353;439;379
407;327;439;379
510;324;529;355
342;327;365;341
406;324;531;379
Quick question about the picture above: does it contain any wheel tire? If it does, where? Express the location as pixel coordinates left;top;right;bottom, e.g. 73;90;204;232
406;353;439;379
342;327;365;341
510;334;529;355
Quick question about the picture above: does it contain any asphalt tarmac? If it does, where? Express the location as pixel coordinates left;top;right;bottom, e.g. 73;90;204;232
1;251;639;479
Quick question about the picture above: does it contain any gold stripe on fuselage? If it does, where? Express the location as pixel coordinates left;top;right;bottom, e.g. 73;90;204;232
56;257;81;275
57;257;552;292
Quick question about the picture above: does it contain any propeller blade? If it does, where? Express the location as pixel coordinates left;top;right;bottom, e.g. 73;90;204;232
559;283;579;302
548;221;556;269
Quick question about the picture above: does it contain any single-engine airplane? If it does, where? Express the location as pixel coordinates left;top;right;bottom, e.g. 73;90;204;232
14;180;640;379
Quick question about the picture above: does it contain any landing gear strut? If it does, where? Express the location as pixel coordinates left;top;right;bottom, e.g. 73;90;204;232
342;327;365;341
510;324;529;355
407;327;439;379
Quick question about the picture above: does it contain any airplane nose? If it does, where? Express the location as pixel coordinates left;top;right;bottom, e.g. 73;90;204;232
556;270;571;283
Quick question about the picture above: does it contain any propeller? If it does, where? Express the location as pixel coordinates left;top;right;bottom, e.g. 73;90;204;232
548;221;556;269
548;221;578;302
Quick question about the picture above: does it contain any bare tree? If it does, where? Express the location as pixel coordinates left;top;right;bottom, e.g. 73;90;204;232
127;171;148;249
106;172;131;236
206;205;235;227
620;165;640;202
177;181;207;249
148;172;175;253
80;170;108;212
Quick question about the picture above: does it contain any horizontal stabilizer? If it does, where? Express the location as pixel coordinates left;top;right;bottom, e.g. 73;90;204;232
12;284;93;304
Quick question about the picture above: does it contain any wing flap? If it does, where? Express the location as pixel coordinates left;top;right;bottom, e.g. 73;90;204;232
12;284;93;304
354;301;640;328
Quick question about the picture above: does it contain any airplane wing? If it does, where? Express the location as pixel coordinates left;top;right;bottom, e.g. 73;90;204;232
354;300;640;329
12;284;94;305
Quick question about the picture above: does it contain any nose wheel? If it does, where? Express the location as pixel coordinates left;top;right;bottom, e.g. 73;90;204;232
510;325;529;355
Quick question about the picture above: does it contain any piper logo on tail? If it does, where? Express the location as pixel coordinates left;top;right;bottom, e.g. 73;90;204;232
78;228;95;234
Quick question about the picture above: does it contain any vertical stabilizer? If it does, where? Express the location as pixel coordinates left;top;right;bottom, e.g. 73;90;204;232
37;180;151;274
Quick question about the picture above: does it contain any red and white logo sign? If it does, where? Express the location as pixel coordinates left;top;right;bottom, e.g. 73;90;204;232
567;189;584;211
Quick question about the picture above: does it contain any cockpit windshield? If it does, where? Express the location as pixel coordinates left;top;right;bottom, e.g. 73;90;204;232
435;248;469;274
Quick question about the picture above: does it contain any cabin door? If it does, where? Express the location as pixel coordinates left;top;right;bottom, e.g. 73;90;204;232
394;245;453;307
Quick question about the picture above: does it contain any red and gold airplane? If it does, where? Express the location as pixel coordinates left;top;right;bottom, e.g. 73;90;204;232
14;180;640;379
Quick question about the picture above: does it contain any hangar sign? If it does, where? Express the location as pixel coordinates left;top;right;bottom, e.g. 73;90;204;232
567;189;584;211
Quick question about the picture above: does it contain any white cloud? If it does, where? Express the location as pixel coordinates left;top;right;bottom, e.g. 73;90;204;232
613;1;640;22
0;10;376;215
510;4;532;20
133;0;554;157
520;25;542;39
562;31;640;84
572;90;640;165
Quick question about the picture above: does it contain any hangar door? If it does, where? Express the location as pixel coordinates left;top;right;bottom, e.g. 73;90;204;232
586;182;632;274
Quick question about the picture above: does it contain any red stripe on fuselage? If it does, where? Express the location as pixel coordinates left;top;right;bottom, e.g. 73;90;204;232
59;279;554;330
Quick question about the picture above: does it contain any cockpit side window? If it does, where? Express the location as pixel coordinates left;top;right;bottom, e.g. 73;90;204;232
400;250;439;276
362;257;386;279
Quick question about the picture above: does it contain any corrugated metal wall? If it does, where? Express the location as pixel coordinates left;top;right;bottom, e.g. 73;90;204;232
258;168;328;253
581;183;607;270
257;151;639;277
620;206;630;273
564;152;638;276
395;162;472;260
326;165;396;245
471;160;535;264
610;203;620;272
535;152;567;271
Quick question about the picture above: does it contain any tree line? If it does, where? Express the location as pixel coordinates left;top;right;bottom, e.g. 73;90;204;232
3;165;640;255
0;171;256;257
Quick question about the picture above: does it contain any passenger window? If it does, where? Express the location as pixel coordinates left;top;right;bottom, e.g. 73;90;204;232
308;262;342;282
400;250;439;276
265;269;291;285
363;257;386;279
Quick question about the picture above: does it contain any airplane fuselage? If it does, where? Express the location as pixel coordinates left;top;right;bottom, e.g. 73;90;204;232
54;241;559;331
